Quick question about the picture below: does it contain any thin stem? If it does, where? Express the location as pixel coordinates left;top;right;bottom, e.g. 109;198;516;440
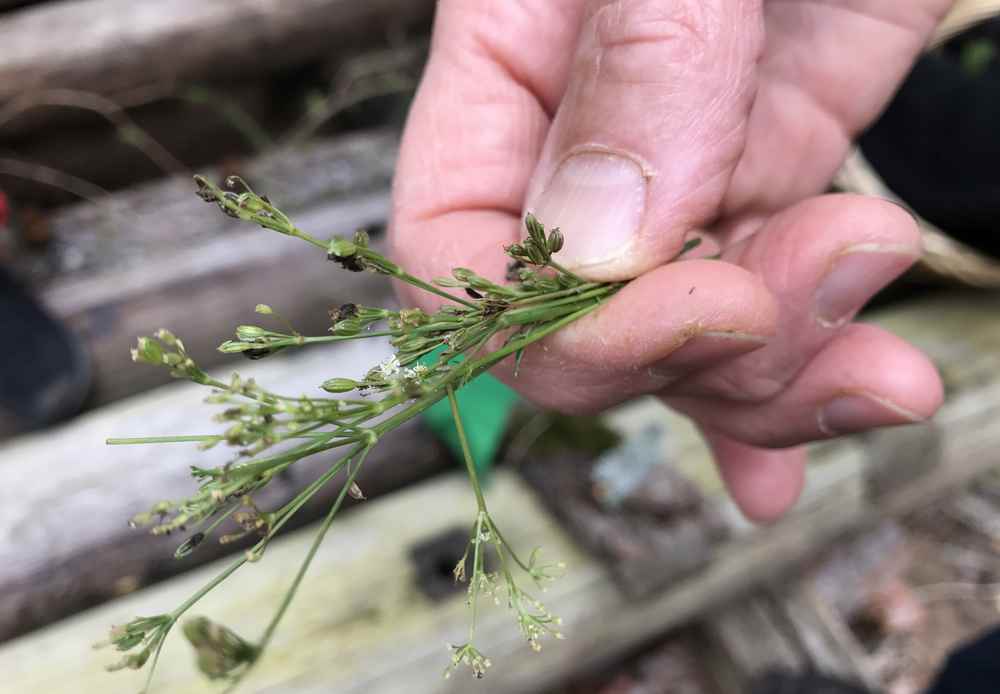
107;435;223;445
223;445;373;693
447;386;487;512
270;447;360;523
469;511;485;638
546;260;587;285
140;635;169;694
509;282;605;306
106;433;336;445
170;556;247;620
395;272;479;309
285;226;327;251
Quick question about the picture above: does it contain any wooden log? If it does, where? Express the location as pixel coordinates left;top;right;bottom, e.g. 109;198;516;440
519;293;1000;598
0;82;283;205
702;586;878;694
0;0;434;128
34;129;399;405
3;294;1000;691
0;338;449;642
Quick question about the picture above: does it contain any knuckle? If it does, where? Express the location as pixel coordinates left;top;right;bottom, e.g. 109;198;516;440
591;0;714;63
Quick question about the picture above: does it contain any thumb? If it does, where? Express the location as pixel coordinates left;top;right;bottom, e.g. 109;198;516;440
524;0;763;281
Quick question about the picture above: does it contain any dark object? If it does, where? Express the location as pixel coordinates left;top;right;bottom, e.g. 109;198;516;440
745;669;871;694
925;624;1000;694
242;347;280;360
860;43;1000;258
408;526;494;602
0;264;90;436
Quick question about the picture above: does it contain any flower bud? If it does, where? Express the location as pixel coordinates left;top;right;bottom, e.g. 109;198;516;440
527;243;549;265
183;616;258;680
504;243;525;258
398;308;428;326
524;213;546;247
331;319;362;336
547;228;564;253
321;378;360;393
174;532;206;559
224;175;252;193
155;329;181;348
237;193;264;214
326;238;357;259
235;325;269;340
131;336;164;365
451;267;474;283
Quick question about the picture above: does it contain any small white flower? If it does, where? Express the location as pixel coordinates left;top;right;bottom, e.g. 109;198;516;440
377;355;401;379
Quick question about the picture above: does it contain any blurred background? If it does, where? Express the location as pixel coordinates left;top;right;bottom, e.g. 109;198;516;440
1;1;999;694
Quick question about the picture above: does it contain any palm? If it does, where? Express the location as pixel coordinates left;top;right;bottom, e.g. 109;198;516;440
390;0;952;520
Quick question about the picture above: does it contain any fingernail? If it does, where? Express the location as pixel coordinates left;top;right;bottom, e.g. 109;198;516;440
817;392;925;437
530;151;646;269
815;244;920;328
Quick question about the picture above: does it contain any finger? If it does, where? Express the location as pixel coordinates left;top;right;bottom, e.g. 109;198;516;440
725;0;956;214
674;194;921;401
389;0;585;304
666;323;944;449
522;0;764;281
701;427;806;523
493;258;778;414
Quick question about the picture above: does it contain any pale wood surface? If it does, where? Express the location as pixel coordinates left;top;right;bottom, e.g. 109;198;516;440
0;0;434;127
0;297;1000;694
0;338;451;641
35;130;400;405
3;293;1000;692
704;586;878;694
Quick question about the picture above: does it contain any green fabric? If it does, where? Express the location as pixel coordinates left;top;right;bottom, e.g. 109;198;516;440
419;350;519;475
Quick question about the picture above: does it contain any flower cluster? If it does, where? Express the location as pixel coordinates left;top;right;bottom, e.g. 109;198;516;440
96;614;172;674
105;174;702;691
182;617;258;680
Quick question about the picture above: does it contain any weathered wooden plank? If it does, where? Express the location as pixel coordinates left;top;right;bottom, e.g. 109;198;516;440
0;422;970;694
0;469;860;694
0;338;449;641
519;293;1000;598
702;586;877;694
0;0;434;127
3;293;999;689
35;129;400;405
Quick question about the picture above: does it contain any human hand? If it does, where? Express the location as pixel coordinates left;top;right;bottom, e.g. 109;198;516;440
389;0;952;520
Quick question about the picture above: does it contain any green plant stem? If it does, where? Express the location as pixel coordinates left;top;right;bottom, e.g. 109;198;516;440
509;282;605;305
469;511;485;637
106;433;330;445
283;227;327;251
395;272;479;309
447;387;488;512
222;445;373;693
546;260;587;285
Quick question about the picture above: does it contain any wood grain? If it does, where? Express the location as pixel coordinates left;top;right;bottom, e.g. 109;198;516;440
35;129;400;405
0;339;449;641
3;294;999;692
0;0;434;125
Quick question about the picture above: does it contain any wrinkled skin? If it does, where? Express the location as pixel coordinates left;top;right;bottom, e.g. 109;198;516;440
390;1;953;521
